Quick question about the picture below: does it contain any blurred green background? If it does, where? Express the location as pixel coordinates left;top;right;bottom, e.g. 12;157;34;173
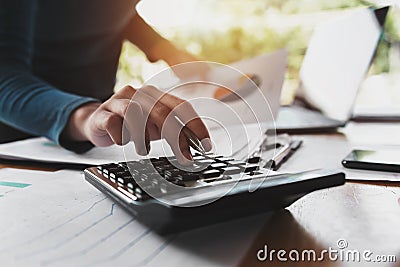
116;0;400;104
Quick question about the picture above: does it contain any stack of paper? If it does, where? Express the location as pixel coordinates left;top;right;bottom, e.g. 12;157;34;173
0;168;267;267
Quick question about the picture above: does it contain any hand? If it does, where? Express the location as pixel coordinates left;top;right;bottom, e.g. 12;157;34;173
65;86;212;163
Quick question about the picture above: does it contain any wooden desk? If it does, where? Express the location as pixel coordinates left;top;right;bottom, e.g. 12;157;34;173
239;122;400;266
1;122;399;266
0;163;57;171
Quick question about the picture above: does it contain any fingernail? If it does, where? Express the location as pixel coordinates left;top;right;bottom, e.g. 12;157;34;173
177;151;193;166
137;146;148;156
146;142;151;153
183;150;193;161
201;138;213;152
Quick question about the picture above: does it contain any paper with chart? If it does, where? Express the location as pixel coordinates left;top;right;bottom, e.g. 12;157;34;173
0;168;267;267
166;49;287;128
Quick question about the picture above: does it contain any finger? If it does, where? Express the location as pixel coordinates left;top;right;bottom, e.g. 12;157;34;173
147;122;161;141
112;85;137;100
100;98;135;146
161;113;193;164
132;91;192;162
124;100;149;156
101;98;130;118
89;110;119;147
103;112;124;145
140;86;211;150
144;121;151;153
116;86;151;149
121;125;130;146
103;92;152;155
101;98;148;154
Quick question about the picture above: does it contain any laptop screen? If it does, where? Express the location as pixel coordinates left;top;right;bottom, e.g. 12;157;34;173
298;7;388;121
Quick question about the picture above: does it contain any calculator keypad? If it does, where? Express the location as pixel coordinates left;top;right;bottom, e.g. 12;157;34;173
95;153;263;201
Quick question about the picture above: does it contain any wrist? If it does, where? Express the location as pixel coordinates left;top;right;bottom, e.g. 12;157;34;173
65;102;100;142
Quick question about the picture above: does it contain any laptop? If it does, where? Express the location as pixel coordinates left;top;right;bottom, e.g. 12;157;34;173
275;6;389;134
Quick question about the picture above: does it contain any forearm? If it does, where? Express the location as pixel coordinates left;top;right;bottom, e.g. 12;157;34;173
125;14;185;64
0;0;99;152
0;66;98;147
125;14;166;61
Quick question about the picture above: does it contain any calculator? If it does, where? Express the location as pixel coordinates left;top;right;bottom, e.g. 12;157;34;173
84;153;345;233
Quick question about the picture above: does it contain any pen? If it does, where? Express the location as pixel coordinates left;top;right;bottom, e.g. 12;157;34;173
264;140;303;171
175;116;207;155
273;140;303;171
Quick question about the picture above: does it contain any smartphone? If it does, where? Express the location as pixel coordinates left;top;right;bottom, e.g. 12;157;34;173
342;149;400;173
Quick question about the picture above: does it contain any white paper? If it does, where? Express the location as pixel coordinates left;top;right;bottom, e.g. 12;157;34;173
0;123;268;166
169;49;287;130
0;137;171;166
0;168;267;267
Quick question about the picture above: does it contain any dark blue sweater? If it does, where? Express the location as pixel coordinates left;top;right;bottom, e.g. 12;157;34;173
0;0;136;149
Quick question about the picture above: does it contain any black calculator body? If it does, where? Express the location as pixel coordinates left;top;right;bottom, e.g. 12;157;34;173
84;154;345;233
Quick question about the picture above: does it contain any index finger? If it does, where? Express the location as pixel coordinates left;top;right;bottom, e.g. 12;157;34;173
140;86;211;149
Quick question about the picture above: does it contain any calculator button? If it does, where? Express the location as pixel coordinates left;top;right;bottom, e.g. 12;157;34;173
148;177;159;185
139;183;161;196
137;173;152;182
246;157;261;164
127;161;148;170
134;190;150;200
176;172;199;182
155;164;175;174
216;157;234;162
164;169;182;179
221;166;242;175
158;156;176;161
150;158;170;166
127;182;135;189
196;159;215;165
206;155;223;159
167;177;186;186
160;183;168;194
201;169;221;179
193;155;206;160
114;171;130;179
203;174;232;183
118;161;128;168
139;159;152;165
242;164;260;173
210;163;228;169
105;165;121;173
227;160;245;166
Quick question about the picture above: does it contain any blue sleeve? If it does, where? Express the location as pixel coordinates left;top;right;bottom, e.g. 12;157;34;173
0;0;98;151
